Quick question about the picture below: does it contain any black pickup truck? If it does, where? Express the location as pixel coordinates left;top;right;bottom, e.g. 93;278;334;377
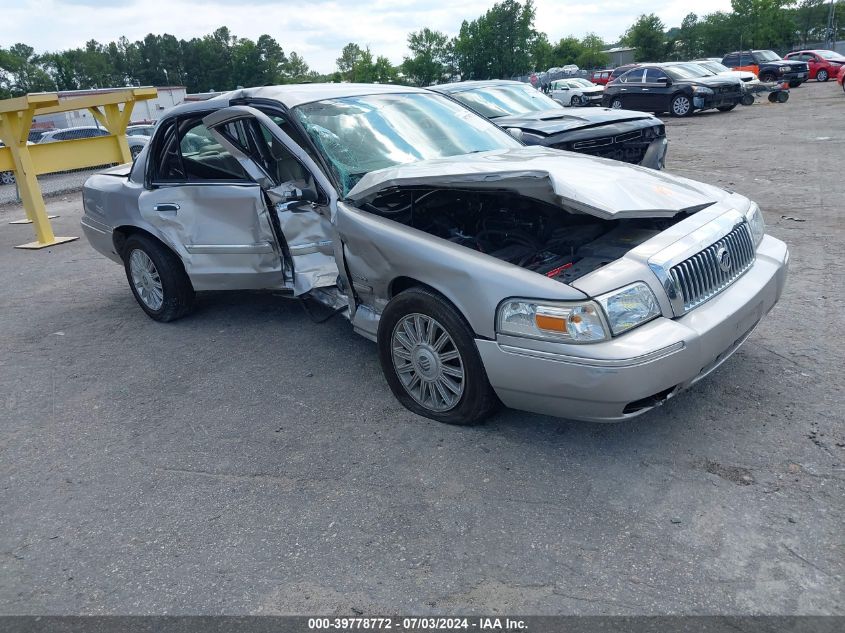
722;50;809;87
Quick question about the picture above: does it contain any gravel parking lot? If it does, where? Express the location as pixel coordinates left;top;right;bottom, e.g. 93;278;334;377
1;81;843;616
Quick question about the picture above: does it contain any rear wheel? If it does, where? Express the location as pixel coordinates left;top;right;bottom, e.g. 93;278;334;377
0;171;15;185
123;234;195;322
609;96;624;109
817;69;829;82
717;104;737;112
378;287;499;425
670;94;693;117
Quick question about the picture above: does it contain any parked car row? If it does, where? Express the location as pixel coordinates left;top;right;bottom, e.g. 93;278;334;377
602;62;744;116
0;124;154;186
79;82;788;425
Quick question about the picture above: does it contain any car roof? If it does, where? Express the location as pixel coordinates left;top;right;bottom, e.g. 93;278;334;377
43;125;104;133
431;80;526;94
161;83;429;121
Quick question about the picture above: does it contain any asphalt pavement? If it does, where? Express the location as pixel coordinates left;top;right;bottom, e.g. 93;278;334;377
0;81;842;615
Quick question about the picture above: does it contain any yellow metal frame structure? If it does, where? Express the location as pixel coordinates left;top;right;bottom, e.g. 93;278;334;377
0;88;157;249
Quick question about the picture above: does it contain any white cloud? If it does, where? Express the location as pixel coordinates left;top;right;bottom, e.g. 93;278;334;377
1;0;734;74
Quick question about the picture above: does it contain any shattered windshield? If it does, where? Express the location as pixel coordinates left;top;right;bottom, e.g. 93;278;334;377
754;50;781;62
451;84;560;118
294;92;521;196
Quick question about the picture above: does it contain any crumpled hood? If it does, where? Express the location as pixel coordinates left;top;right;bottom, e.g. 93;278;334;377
347;146;733;220
494;108;655;136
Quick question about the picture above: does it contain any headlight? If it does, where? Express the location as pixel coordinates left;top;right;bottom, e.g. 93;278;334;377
778;66;787;74
497;299;607;343
693;86;714;95
596;283;661;336
745;203;765;247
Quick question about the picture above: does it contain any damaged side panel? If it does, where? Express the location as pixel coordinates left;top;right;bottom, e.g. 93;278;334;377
268;194;339;296
136;183;285;291
335;200;589;340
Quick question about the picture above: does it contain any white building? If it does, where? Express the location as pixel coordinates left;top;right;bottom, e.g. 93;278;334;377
32;86;187;132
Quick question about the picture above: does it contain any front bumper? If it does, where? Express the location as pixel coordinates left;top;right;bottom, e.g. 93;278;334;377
476;234;789;422
694;93;742;109
639;136;668;170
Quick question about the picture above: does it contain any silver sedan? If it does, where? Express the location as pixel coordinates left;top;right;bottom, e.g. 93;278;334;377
81;84;788;425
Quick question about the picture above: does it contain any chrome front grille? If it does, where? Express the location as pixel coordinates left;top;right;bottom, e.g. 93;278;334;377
669;222;755;312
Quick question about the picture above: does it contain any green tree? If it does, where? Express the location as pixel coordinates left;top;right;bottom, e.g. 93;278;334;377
621;13;667;61
453;0;537;79
550;36;584;66
402;28;450;86
529;32;554;71
0;44;55;97
576;33;608;69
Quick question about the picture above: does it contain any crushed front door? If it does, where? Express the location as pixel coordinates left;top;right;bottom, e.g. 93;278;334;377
203;106;339;295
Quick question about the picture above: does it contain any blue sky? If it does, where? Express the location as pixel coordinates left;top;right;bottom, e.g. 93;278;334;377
2;0;733;73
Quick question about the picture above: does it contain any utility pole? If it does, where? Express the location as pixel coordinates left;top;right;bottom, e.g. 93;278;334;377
827;0;837;50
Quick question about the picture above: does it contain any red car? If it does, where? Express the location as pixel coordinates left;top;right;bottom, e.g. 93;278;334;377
838;64;845;93
784;49;845;82
590;70;613;85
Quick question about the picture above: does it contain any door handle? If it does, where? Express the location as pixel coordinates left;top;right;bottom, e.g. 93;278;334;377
154;203;180;213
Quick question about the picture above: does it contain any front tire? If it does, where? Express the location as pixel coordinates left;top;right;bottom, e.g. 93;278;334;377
817;70;829;82
123;234;195;322
609;96;624;109
759;72;776;82
670;94;693;117
378;287;498;425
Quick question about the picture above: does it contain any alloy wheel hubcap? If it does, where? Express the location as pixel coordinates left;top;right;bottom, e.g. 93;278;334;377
611;99;622;109
673;97;690;115
818;71;827;81
391;313;465;412
129;249;164;310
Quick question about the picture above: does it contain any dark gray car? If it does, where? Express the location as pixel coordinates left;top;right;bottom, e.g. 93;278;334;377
431;80;668;169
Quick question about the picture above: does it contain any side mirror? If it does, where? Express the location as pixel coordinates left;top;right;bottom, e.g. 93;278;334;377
284;186;319;203
506;127;524;141
657;77;672;85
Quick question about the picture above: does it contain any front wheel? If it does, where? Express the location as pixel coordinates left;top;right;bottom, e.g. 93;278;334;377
609;96;624;109
817;70;829;82
130;145;143;160
378;287;499;425
670;94;693;117
0;170;15;185
123;234;195;322
717;104;737;112
571;95;582;107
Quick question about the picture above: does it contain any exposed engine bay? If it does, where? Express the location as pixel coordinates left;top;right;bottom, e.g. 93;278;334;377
366;188;686;283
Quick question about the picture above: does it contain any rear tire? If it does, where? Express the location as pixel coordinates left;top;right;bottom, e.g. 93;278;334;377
378;287;499;426
609;96;624;109
122;234;195;322
817;70;829;82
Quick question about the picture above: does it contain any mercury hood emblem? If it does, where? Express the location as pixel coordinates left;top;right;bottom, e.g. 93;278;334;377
717;246;732;272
